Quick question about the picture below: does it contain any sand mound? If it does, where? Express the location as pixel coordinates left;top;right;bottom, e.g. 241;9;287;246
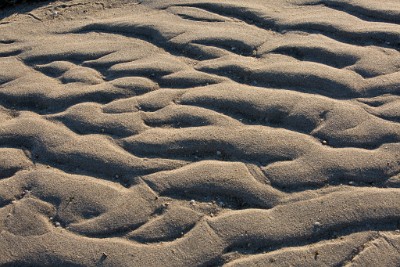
0;0;400;266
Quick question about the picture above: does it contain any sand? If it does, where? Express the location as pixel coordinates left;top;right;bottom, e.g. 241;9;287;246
0;0;399;266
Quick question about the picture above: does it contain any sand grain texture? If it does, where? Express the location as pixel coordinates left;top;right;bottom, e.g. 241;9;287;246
0;0;400;266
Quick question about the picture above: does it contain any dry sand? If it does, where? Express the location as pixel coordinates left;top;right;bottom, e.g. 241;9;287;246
0;0;400;266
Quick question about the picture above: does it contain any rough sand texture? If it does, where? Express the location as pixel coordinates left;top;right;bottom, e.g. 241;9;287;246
0;0;400;266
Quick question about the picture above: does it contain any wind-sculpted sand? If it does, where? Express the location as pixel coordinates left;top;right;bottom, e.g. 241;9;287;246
0;0;400;266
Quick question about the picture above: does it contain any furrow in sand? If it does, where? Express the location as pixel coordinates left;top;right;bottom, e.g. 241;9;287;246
157;1;400;49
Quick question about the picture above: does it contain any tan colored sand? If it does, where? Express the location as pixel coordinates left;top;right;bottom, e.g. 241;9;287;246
0;0;400;266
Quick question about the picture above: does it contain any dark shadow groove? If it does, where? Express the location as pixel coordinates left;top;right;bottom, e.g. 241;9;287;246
270;46;358;69
222;220;400;257
0;89;136;115
196;66;360;99
170;3;400;51
317;1;400;25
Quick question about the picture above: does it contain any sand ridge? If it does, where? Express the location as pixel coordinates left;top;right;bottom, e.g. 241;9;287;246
0;0;400;266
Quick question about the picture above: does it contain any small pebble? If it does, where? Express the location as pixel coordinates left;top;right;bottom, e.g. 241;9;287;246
314;251;319;260
348;181;355;185
100;252;108;261
322;140;328;145
190;199;196;205
314;221;321;227
55;221;61;227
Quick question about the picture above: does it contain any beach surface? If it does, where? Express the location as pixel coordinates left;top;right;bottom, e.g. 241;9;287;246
0;0;400;266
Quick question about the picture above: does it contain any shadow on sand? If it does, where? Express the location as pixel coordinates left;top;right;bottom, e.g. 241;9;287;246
0;0;58;20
